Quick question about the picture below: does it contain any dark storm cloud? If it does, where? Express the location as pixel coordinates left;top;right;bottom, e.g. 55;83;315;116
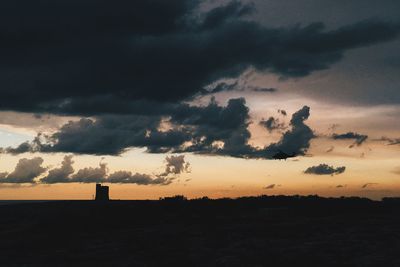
199;0;255;30
332;132;368;147
6;98;250;155
174;104;314;159
200;81;277;96
5;102;315;159
0;157;46;183
0;1;398;115
252;87;277;93
259;117;286;132
201;81;239;95
304;164;346;175
5;142;34;155
259;106;314;158
5;134;48;155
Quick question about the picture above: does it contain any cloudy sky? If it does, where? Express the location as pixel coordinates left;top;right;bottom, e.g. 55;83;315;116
0;0;399;200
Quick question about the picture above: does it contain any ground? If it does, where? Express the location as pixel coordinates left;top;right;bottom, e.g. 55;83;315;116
1;196;400;266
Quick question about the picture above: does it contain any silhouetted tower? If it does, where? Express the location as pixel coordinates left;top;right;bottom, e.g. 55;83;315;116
95;184;109;201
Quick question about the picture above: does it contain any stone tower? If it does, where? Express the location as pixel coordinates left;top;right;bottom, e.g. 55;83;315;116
95;184;109;201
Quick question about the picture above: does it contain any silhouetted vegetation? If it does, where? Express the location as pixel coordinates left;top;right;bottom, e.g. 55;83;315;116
159;195;188;202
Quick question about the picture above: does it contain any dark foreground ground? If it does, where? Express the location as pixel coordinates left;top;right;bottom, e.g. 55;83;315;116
1;196;400;267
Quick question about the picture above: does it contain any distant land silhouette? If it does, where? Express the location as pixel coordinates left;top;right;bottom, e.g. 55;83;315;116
1;189;400;266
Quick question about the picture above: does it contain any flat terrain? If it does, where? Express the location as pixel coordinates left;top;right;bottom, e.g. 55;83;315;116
1;196;400;266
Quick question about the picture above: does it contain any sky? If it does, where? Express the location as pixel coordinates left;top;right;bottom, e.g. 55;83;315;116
0;0;399;200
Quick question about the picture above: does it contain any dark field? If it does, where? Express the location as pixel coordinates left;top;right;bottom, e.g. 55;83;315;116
1;196;400;267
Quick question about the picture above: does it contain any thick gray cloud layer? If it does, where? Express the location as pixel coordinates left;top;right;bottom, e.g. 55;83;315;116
304;164;346;175
5;103;315;159
251;0;400;105
0;158;46;183
70;162;108;183
0;0;396;159
0;1;398;115
0;155;190;184
160;155;191;177
41;155;74;183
